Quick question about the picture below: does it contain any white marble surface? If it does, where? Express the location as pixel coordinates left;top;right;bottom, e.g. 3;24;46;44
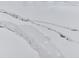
0;1;79;58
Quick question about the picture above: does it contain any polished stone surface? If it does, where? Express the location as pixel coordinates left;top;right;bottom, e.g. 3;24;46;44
0;1;79;58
